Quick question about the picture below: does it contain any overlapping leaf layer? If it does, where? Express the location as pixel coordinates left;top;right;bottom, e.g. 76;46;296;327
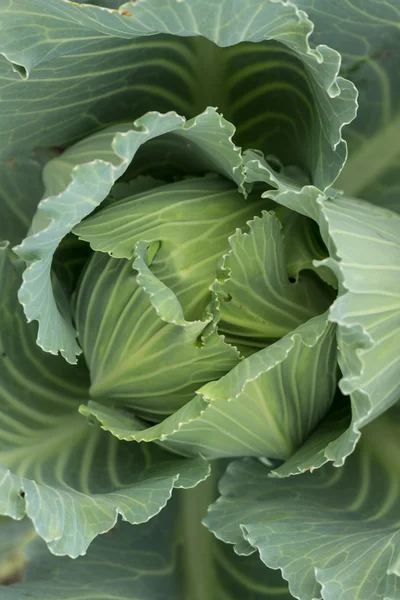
0;1;399;599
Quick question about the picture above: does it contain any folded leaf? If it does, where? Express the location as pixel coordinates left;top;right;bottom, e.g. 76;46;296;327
76;243;239;419
212;210;333;353
74;176;269;321
81;312;337;460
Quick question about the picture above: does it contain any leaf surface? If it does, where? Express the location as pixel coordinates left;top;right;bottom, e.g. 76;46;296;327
245;154;400;468
82;312;337;460
293;0;400;212
75;243;240;419
212;210;333;353
205;405;400;600
0;159;43;246
0;0;356;188
3;483;293;600
14;108;244;363
0;244;209;558
74;176;269;321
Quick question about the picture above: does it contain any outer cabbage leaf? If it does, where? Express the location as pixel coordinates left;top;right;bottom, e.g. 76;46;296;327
245;154;400;469
14;108;245;363
2;489;293;600
293;0;400;213
0;244;209;558
0;159;43;246
0;0;356;189
205;405;400;600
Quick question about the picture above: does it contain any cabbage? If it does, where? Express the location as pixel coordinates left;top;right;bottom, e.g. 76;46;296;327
0;1;399;598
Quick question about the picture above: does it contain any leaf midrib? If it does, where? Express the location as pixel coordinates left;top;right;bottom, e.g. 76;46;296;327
192;37;226;116
180;472;217;600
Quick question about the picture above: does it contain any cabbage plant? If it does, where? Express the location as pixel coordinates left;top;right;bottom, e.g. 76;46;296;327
0;0;399;599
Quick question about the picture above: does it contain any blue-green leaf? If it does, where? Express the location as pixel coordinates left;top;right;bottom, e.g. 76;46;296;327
0;244;209;558
0;158;43;246
293;0;400;213
205;405;400;600
0;0;356;189
3;482;293;600
245;153;400;468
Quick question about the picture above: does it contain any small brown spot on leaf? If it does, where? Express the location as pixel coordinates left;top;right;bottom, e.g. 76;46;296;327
121;10;132;16
0;563;27;586
5;159;18;168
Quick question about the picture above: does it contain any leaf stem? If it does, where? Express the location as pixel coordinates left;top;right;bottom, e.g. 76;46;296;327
180;465;217;600
192;37;225;116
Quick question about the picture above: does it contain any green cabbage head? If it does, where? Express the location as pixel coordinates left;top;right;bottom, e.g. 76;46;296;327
0;0;399;599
